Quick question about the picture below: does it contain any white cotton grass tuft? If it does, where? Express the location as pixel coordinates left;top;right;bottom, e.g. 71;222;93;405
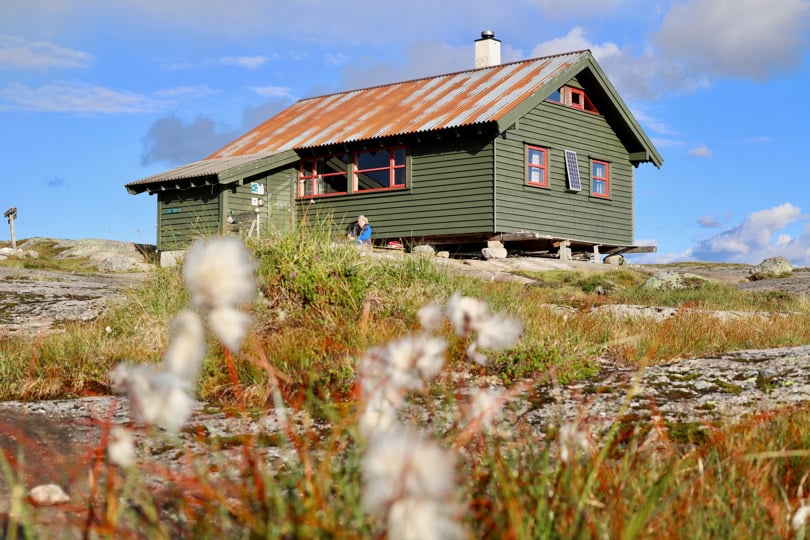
446;292;521;365
467;388;502;433
446;293;488;337
362;428;457;518
558;422;591;464
793;505;810;531
108;426;136;468
162;309;206;382
359;387;402;439
207;306;252;352
417;302;443;334
182;237;257;310
360;335;447;396
387;497;466;540
475;312;522;351
109;363;195;432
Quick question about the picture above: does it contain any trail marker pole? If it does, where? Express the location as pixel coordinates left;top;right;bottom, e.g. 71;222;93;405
4;207;17;250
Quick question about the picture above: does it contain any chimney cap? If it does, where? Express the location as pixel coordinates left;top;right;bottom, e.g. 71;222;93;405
480;30;495;39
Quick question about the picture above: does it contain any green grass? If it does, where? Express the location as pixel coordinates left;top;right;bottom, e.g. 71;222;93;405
2;225;810;537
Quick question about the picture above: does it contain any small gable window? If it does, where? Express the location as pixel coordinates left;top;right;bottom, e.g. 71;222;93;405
591;159;610;198
547;85;599;114
354;146;407;192
526;145;548;188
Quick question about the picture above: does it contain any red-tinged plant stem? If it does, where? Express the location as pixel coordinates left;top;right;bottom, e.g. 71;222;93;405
83;400;117;537
223;346;244;406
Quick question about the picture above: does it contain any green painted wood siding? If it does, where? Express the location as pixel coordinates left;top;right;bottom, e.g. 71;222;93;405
297;137;496;240
222;171;297;237
157;187;221;251
495;98;635;245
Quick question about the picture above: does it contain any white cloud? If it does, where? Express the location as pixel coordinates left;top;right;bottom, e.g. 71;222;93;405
654;0;810;81
650;137;685;148
323;52;350;66
692;203;810;265
632;108;677;136
215;55;269;69
697;214;722;228
689;145;712;158
524;0;638;18
742;136;773;144
0;81;159;113
530;27;662;101
0;35;92;69
153;85;220;99
249;85;294;99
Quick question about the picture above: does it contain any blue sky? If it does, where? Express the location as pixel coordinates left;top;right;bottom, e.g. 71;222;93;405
1;0;809;265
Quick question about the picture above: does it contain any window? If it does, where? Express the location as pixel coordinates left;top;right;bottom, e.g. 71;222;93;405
526;145;548;187
591;159;610;198
298;153;349;197
354;146;406;192
569;87;585;110
546;85;599;114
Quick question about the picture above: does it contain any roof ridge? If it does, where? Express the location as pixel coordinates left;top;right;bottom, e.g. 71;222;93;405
298;49;591;102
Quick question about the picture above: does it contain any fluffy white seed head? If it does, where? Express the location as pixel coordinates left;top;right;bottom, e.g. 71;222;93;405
362;428;456;518
468;388;502;433
207;306;252;352
417;302;443;334
793;505;810;531
359;388;402;439
110;363;195;432
360;336;447;396
558;422;591;464
387;497;466;540
446;293;488;337
162;309;206;382
108;426;136;468
475;313;522;351
183;237;257;309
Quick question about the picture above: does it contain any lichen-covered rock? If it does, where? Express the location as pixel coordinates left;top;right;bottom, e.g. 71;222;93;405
642;271;709;291
411;244;435;256
482;246;508;259
749;256;793;281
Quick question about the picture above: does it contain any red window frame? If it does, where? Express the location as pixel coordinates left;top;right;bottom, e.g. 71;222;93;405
353;146;407;192
568;87;585;110
546;86;599;114
526;145;548;188
297;153;349;198
591;159;610;198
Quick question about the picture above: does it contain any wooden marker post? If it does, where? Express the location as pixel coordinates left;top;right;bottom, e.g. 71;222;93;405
4;207;17;250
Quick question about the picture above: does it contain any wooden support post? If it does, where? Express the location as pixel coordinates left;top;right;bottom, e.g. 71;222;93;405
593;244;601;263
553;239;571;261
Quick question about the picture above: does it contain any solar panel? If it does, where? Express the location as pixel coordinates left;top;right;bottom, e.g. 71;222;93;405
564;150;582;191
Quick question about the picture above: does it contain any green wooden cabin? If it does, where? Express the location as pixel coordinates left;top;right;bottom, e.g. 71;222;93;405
126;41;662;262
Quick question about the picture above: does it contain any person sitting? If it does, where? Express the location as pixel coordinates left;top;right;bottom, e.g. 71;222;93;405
347;215;372;245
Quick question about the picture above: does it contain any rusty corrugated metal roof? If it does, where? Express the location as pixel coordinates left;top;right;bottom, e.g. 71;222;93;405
208;51;586;158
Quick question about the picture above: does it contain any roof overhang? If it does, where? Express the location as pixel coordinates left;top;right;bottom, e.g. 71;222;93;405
125;149;298;195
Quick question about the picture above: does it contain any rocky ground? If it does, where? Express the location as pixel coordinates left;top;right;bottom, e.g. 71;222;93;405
0;238;809;535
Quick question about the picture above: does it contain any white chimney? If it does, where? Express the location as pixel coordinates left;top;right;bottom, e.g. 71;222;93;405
474;30;501;68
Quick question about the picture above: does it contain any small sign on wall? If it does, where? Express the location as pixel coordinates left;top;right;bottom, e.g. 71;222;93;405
250;183;265;195
163;208;181;214
251;197;259;206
